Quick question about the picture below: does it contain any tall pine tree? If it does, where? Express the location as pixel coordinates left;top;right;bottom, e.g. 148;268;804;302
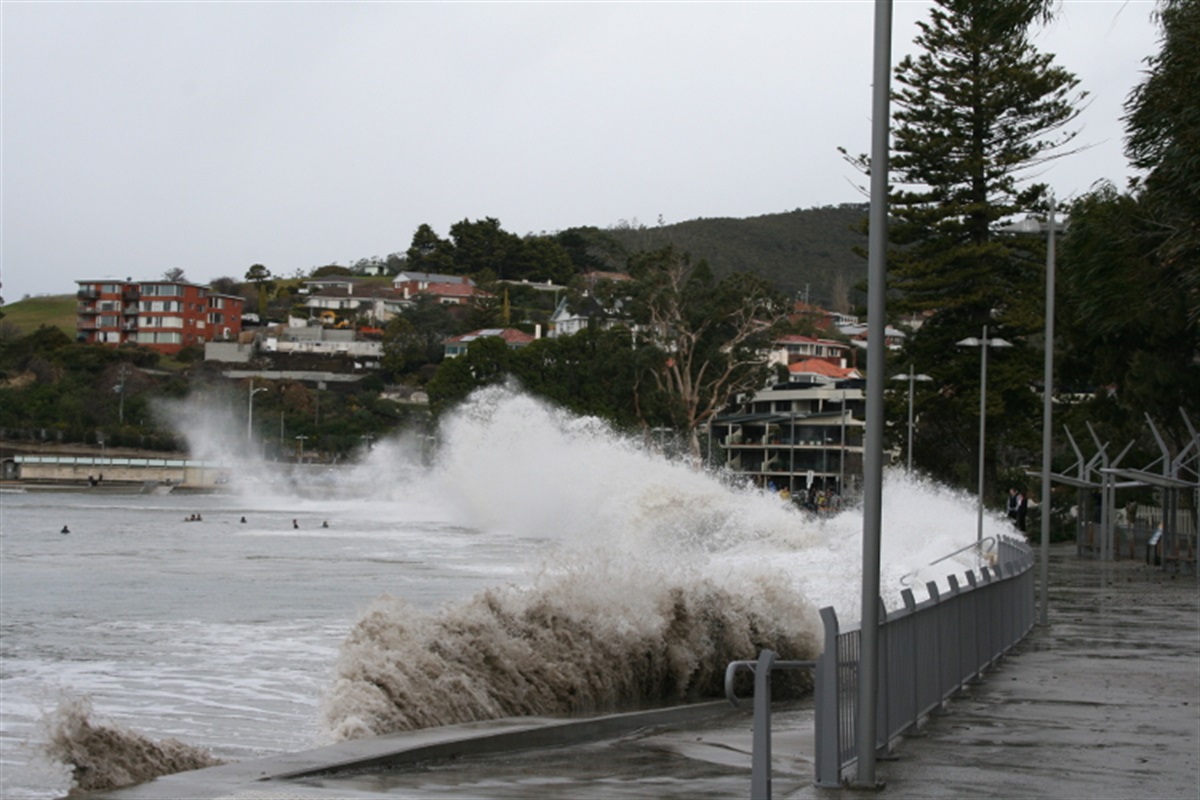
865;0;1085;489
887;0;1082;328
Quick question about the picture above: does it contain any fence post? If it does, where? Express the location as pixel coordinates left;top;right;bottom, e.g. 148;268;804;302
875;597;896;756
926;581;945;702
814;607;843;787
752;649;776;800
901;589;919;732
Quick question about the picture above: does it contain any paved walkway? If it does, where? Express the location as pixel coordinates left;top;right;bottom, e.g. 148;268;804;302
790;545;1200;800
85;545;1200;800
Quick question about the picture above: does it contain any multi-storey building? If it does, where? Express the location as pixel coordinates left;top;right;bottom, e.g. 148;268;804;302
711;372;866;498
76;279;243;355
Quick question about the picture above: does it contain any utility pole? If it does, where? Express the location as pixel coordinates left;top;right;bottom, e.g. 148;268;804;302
115;363;128;425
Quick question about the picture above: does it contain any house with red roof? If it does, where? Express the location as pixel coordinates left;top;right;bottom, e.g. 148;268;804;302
393;272;474;298
417;281;489;306
772;334;853;369
443;328;536;358
788;358;862;381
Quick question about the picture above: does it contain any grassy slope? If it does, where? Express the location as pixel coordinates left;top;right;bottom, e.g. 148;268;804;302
1;295;77;337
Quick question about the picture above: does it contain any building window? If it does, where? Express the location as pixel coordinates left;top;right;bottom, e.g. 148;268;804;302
136;331;182;344
141;284;182;297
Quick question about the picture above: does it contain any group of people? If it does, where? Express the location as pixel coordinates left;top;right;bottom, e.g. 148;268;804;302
62;515;330;533
1007;487;1029;532
766;481;842;515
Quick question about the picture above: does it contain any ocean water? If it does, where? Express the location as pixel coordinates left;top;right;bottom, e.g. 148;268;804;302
0;386;1012;798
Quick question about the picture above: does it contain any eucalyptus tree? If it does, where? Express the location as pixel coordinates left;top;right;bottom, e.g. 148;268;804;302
627;246;788;460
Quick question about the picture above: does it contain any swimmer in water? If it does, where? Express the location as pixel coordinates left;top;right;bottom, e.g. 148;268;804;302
61;525;70;534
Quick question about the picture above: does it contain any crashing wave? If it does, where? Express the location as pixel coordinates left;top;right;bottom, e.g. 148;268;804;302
40;693;223;796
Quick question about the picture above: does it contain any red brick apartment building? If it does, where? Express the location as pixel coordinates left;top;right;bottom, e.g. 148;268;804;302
76;279;244;355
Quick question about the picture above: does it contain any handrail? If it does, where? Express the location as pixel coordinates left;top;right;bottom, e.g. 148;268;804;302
816;534;1036;789
725;649;815;800
724;653;815;708
900;536;996;586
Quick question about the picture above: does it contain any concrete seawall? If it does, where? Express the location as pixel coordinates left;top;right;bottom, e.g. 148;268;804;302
7;455;227;490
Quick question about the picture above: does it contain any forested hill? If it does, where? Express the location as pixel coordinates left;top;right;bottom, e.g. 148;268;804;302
603;204;869;310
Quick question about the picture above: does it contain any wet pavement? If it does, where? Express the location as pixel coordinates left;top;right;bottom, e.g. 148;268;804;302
85;545;1199;800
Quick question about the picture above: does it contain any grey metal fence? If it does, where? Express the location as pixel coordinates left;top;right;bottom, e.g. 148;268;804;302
812;534;1035;787
728;534;1036;797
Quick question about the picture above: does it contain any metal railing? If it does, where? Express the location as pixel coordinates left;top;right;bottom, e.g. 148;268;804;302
726;650;815;800
727;534;1035;796
814;534;1035;787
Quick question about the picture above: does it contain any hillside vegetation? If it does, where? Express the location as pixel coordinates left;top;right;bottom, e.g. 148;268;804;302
604;205;869;310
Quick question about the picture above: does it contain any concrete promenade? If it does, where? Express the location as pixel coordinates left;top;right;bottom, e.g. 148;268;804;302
85;545;1199;800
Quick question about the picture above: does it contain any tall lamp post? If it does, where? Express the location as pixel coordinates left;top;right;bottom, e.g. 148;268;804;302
890;366;932;472
856;0;893;786
999;201;1063;625
247;380;267;443
957;325;1012;543
1037;198;1058;626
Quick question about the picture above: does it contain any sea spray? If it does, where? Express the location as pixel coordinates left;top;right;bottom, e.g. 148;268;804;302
40;693;222;796
322;386;1012;739
431;385;820;554
322;562;820;740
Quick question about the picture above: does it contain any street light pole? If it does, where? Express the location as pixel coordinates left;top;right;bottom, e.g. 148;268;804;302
890;366;933;472
1039;196;1057;626
958;325;1013;543
247;380;267;443
856;0;893;786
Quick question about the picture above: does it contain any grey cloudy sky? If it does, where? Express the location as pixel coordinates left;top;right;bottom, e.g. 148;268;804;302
2;1;1158;302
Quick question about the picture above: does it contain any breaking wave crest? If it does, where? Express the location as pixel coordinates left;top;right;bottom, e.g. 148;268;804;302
39;693;223;796
322;562;820;740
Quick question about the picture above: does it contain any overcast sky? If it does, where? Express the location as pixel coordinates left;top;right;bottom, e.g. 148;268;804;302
2;1;1159;302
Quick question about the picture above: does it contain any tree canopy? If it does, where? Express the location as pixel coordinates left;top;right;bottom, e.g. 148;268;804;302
865;0;1085;488
626;246;789;457
1058;0;1200;452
